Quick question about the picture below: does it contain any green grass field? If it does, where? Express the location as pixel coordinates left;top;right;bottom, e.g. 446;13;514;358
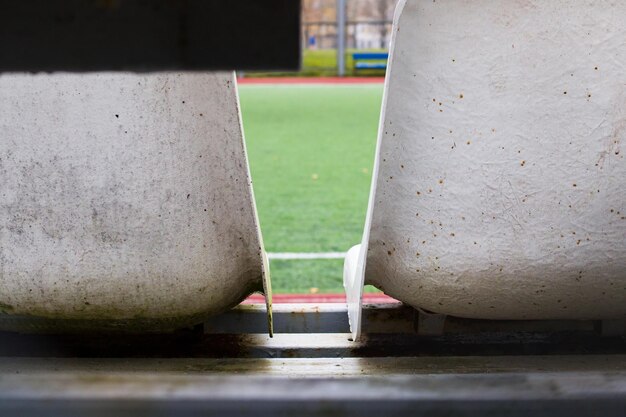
239;84;383;293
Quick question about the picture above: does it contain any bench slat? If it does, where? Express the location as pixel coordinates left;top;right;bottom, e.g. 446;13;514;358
353;53;389;60
355;62;387;70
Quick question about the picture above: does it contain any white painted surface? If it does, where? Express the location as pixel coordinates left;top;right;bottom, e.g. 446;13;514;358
347;0;626;337
0;72;270;330
344;2;407;340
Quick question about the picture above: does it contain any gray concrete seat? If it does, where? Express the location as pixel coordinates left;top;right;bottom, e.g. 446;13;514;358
0;72;271;333
345;0;626;339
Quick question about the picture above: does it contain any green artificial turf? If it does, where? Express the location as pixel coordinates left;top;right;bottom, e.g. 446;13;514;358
239;84;383;293
269;259;345;294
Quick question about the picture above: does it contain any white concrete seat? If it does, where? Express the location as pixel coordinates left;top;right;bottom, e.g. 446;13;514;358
0;72;271;333
345;0;626;339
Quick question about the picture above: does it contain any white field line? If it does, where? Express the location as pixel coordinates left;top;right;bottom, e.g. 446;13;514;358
267;252;347;260
239;84;382;89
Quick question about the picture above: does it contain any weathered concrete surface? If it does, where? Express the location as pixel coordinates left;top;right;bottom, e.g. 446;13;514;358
355;0;626;324
0;72;269;331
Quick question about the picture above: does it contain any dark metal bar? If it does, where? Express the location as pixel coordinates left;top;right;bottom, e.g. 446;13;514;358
0;372;624;417
0;0;301;72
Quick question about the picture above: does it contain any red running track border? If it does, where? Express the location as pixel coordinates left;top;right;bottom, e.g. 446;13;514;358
237;77;385;85
243;293;398;304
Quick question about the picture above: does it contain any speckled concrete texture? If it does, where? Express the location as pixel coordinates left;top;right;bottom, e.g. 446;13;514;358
363;0;626;320
0;72;268;329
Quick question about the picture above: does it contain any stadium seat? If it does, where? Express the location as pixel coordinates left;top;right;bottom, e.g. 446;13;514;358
0;72;271;333
345;0;626;339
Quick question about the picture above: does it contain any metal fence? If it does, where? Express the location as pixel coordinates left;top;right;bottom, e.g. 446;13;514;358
303;20;393;50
